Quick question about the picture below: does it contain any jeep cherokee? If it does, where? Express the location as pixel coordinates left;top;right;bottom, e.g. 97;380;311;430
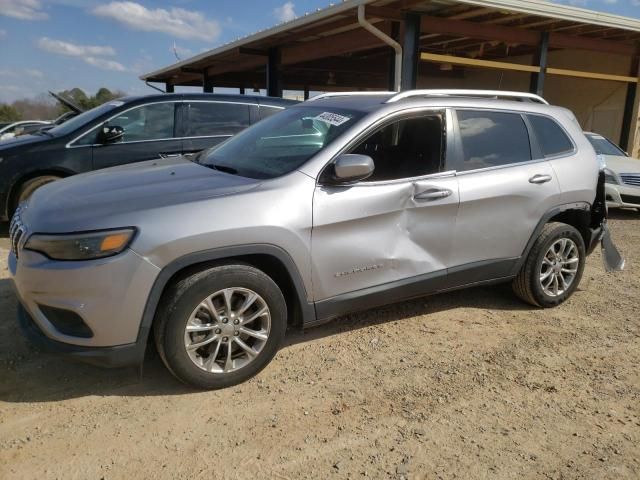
9;90;623;389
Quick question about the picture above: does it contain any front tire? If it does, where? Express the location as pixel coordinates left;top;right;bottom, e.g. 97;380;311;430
154;263;287;390
17;175;61;205
513;222;586;308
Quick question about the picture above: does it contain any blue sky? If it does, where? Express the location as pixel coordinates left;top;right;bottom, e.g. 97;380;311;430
0;0;639;103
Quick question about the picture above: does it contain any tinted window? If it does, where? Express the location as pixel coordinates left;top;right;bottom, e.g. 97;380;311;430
527;114;574;157
102;103;175;143
349;115;444;181
50;101;121;137
457;110;531;171
585;133;626;157
185;102;250;137
200;106;363;179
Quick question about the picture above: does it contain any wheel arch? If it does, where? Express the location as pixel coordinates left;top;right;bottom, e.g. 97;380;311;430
136;244;316;351
6;167;76;218
512;202;595;276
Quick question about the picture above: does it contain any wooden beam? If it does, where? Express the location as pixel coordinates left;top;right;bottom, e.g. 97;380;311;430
365;6;402;22
420;15;636;56
420;52;540;73
238;47;268;56
421;52;639;83
546;67;638;83
421;15;540;45
287;16;358;40
282;23;391;65
549;32;635;56
449;7;494;21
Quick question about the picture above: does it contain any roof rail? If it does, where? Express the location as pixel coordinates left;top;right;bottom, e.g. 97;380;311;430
385;89;549;105
307;91;396;102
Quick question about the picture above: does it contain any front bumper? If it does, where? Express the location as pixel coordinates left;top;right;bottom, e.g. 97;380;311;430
605;183;640;209
9;247;161;366
17;303;145;367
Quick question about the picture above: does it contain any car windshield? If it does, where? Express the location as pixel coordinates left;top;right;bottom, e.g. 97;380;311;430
47;100;124;137
199;106;364;179
586;134;627;157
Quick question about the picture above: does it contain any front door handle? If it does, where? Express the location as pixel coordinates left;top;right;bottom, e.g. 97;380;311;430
414;188;452;201
159;152;183;158
529;174;553;184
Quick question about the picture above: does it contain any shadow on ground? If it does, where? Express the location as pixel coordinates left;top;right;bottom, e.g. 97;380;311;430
0;273;531;403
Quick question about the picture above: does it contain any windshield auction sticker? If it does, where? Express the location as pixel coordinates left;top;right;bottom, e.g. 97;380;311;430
314;112;351;126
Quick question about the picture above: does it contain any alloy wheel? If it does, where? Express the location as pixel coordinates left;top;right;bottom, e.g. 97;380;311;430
539;238;580;297
183;287;271;373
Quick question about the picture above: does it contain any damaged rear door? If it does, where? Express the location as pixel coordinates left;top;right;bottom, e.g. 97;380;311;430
311;109;459;307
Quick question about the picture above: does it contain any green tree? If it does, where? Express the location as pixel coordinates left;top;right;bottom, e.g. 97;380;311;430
0;104;21;122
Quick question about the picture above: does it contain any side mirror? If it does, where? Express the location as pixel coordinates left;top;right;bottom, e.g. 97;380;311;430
97;125;124;144
332;154;375;183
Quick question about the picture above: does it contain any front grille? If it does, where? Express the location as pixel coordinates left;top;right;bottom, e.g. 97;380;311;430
620;194;640;206
620;173;640;187
9;207;27;258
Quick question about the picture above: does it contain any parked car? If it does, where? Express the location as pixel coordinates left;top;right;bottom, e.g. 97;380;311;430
584;132;640;210
0;93;295;221
0;121;52;141
9;90;622;389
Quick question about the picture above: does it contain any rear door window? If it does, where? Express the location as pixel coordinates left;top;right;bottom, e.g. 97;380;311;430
184;102;251;137
456;110;532;171
527;114;574;157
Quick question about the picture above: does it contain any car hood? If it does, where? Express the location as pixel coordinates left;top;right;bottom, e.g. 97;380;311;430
602;155;640;174
0;133;50;149
23;157;261;232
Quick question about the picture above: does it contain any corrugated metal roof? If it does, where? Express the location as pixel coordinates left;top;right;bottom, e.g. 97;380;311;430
140;0;640;81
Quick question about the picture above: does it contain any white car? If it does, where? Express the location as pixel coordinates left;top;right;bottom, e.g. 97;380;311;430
0;121;51;141
585;132;640;211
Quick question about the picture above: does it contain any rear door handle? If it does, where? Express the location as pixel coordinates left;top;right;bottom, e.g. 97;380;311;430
414;188;452;201
159;152;182;158
529;174;553;184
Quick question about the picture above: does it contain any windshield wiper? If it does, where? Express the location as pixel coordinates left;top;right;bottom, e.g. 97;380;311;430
210;164;238;175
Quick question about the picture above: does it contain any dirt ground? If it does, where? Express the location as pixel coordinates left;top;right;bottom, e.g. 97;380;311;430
0;213;638;480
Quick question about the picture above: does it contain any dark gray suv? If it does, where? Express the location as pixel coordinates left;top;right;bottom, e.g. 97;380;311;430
0;93;295;221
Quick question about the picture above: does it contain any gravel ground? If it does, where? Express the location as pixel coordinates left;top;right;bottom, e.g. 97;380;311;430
0;212;638;479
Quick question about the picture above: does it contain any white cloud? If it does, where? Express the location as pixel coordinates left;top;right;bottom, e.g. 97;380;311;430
0;68;44;78
37;37;116;57
37;37;126;72
93;2;221;42
274;2;296;23
84;57;127;71
0;0;47;20
25;69;44;78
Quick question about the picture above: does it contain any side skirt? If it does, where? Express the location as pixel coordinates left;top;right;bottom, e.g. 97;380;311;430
309;258;518;326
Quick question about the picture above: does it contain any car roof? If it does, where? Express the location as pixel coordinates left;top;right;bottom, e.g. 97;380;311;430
299;94;571;119
116;92;297;107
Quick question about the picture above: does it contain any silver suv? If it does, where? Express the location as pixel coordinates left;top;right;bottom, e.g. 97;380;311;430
9;90;622;389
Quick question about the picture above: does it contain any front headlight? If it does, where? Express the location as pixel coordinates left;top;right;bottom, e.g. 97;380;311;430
603;168;620;185
24;228;136;261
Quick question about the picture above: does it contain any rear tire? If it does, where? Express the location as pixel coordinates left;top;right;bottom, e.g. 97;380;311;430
154;263;287;390
513;222;586;308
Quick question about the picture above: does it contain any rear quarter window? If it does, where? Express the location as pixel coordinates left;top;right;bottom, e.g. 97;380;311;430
527;114;574;158
456;110;532;171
